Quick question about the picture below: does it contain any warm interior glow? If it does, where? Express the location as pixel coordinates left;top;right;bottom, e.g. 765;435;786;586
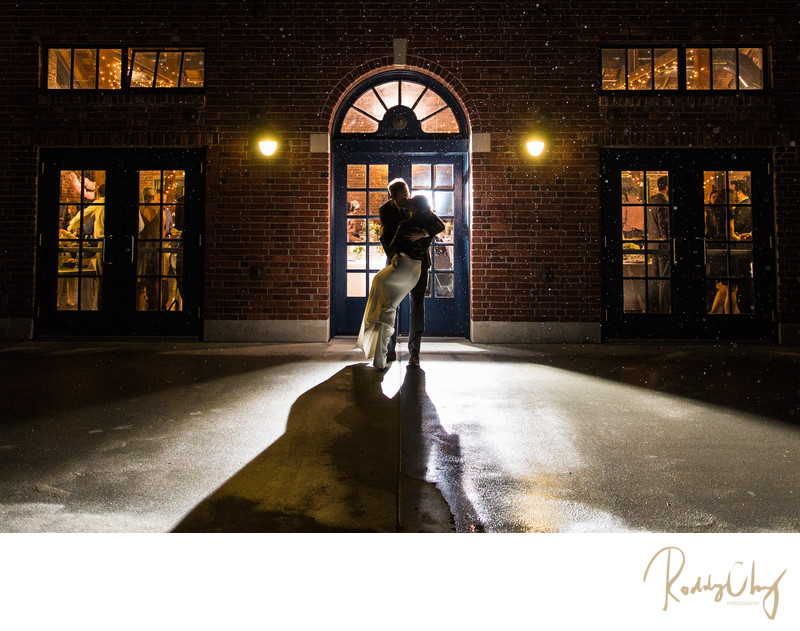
259;140;278;156
527;140;545;157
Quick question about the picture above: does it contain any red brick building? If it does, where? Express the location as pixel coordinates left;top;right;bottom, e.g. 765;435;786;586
1;1;798;343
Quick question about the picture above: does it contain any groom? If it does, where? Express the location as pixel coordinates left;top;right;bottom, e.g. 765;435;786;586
379;178;441;367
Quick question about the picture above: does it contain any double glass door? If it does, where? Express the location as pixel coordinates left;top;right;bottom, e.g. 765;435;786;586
332;151;468;336
601;148;775;340
36;148;205;336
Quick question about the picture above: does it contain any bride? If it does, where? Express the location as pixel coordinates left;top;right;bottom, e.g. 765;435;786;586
357;194;444;368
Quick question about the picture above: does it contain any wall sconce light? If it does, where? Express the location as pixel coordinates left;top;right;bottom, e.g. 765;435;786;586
258;137;278;157
526;138;546;157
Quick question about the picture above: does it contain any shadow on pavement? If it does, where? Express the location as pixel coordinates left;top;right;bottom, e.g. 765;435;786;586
399;367;482;532
174;363;401;532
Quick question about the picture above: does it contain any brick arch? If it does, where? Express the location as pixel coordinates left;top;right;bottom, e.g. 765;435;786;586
321;56;479;135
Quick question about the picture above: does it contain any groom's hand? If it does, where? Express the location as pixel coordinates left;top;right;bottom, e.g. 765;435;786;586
405;227;427;242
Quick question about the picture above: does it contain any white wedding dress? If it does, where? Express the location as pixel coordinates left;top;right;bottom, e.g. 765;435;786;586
357;252;421;368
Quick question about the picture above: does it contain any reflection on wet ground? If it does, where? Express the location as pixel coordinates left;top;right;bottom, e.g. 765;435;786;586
0;340;798;532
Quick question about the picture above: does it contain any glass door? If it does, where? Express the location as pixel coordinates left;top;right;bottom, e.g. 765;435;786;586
36;148;205;337
601;148;775;340
332;152;468;336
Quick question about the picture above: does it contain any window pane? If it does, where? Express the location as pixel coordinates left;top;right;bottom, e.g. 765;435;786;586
433;190;454;215
347;191;366;215
368;164;388;189
374;81;399;108
80;277;101;311
368;219;381;243
98;49;122;89
628;49;652;90
624;279;646;313
181;51;205;87
731;243;753;278
369;191;388;213
156;52;182;88
648;280;671;313
732;279;754;314
61;170;99;203
602;49;626;90
645;171;669;205
347;246;366;269
420;107;459;133
705;207;727;240
412;164;432;188
163;242;183;311
414;90;447;120
139;171;163;204
130;51;157;87
621;171;644;203
368;245;386;269
707;279;735;315
48;49;72;89
433;273;453;298
434;165;454;189
739;48;763;90
347;164;366;189
654;48;678;89
161;170;185;204
686;48;711;90
341;108;379;133
437;219;454;243
433;245;453;271
622;207;645;240
703;171;728;206
347;219;367;243
352;89;386;121
712;48;737;90
400;81;425;108
347;273;366;297
73;49;97;89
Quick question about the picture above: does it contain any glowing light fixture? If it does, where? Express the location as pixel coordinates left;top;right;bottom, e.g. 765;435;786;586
526;139;545;157
259;139;278;157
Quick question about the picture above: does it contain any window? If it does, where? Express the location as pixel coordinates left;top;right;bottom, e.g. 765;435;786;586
45;46;204;90
340;79;460;134
48;49;123;90
128;49;205;88
601;45;765;92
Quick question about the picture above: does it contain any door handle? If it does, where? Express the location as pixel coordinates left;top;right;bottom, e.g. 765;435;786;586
672;238;678;265
692;237;707;265
130;236;135;264
102;237;109;264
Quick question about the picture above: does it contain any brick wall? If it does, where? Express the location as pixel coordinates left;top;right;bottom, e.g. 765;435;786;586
1;1;798;335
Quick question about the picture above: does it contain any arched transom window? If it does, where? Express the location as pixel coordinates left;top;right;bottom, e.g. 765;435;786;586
339;79;460;135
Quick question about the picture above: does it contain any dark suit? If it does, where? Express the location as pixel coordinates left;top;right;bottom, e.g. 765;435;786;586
379;199;445;355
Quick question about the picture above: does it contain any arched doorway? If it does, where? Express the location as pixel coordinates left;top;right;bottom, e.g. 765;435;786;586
331;70;470;337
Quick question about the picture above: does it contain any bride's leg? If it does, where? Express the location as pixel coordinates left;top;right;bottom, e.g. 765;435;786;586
373;323;392;369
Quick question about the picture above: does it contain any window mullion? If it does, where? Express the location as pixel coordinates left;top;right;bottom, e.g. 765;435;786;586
123;48;130;89
651;47;655;90
419;105;449;123
625;47;629;90
351;105;381;123
411;87;427;111
152;51;160;88
178;52;186;88
372;87;388;113
735;47;741;91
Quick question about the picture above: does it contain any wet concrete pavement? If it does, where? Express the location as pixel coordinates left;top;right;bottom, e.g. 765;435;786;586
1;339;799;532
